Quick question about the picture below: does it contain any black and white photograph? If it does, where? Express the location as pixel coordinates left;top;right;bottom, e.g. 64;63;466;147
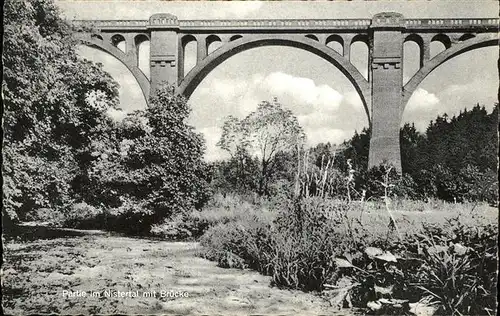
2;0;499;315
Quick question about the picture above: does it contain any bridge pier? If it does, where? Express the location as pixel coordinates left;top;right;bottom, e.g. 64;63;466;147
149;14;181;94
368;13;405;172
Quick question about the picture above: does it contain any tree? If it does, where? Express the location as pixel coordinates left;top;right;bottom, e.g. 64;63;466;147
218;99;306;195
85;84;211;233
208;148;260;195
2;0;119;222
400;123;425;175
333;127;371;172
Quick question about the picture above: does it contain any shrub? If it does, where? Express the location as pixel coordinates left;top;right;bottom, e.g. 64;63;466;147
332;212;498;315
268;197;347;290
200;196;385;291
151;192;276;240
200;191;498;314
103;198;156;235
77;85;212;234
150;213;197;240
354;164;399;200
293;149;350;200
457;166;498;204
208;148;261;196
200;209;274;271
3;0;119;223
60;203;104;228
411;224;497;315
23;202;107;229
24;208;67;225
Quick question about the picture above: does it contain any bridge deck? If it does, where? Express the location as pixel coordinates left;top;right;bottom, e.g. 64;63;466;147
72;18;499;32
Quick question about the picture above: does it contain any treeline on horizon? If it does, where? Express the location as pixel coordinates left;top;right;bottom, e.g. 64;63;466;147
210;103;499;204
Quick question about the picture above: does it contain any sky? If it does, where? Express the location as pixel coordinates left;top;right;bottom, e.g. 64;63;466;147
57;0;499;161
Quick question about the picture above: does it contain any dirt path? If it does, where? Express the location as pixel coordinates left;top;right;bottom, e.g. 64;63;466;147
2;233;343;315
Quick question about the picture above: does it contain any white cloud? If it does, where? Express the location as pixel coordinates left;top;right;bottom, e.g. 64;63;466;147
402;88;440;131
198;78;249;102
344;91;364;111
259;72;344;114
306;128;348;146
406;88;440;112
297;112;336;129
195;72;345;119
439;79;498;112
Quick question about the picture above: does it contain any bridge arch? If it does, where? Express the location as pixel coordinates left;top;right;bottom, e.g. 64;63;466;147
305;34;319;41
402;33;498;114
230;35;243;42
431;33;452;49
404;34;424;65
135;34;150;47
459;33;476;41
326;34;344;55
178;35;372;125
75;33;150;102
206;35;223;54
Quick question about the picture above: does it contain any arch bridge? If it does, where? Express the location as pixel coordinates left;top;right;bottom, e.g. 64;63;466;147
73;13;499;171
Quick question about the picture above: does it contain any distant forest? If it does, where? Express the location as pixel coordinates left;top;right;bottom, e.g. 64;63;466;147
212;103;499;203
316;103;498;202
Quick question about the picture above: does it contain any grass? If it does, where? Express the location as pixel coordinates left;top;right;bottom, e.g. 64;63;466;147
150;193;276;240
196;192;498;315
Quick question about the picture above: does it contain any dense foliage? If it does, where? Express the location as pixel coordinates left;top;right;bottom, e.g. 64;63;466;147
331;104;499;203
3;0;119;224
78;85;211;234
209;148;261;196
409;104;498;202
3;0;210;234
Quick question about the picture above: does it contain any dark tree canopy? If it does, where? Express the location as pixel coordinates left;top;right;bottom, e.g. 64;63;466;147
329;103;498;202
3;0;119;221
85;84;212;232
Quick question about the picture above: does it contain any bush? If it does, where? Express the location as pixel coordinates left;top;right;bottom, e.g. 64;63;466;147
150;192;275;240
268;198;350;290
200;208;274;271
77;85;212;234
199;193;498;314
150;213;197;240
24;208;67;225
103;198;156;235
337;220;498;315
208;148;260;196
200;196;380;291
59;199;158;235
60;203;104;228
3;0;119;223
411;223;497;315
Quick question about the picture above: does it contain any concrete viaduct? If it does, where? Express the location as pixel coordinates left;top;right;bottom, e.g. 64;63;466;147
73;12;499;171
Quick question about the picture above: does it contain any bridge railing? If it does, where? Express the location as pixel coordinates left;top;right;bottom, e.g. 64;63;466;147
405;18;498;27
72;20;148;28
179;19;372;28
72;18;498;31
